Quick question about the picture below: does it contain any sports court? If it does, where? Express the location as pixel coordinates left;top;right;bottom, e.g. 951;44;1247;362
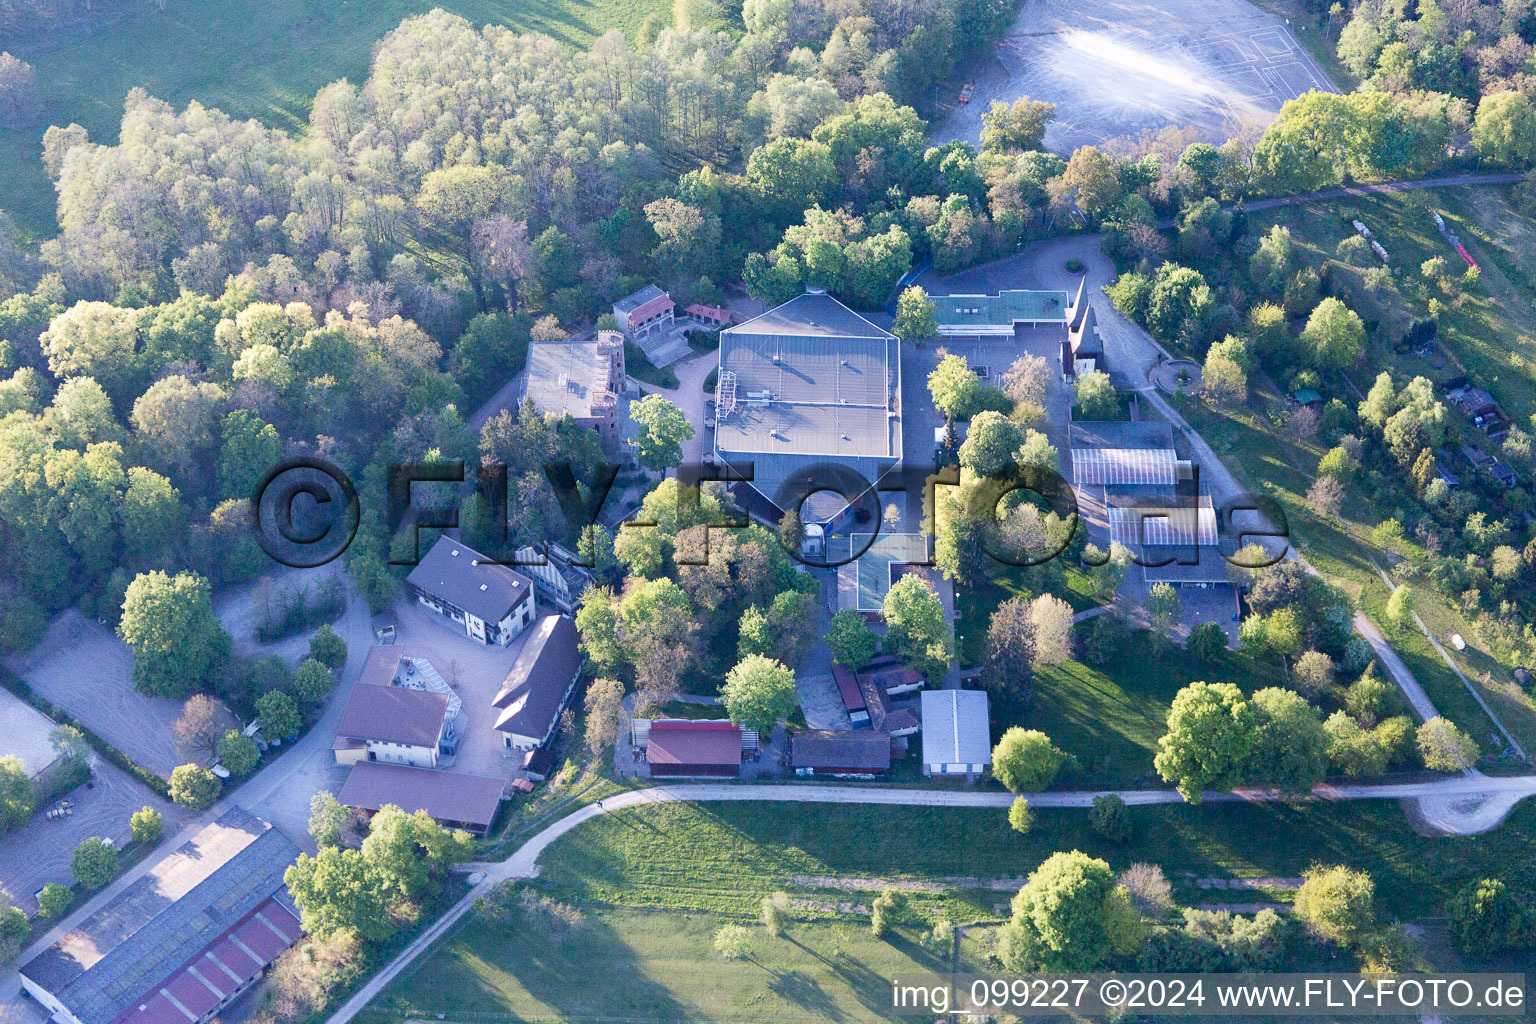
934;0;1335;153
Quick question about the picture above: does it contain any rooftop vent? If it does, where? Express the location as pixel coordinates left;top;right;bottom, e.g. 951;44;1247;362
479;584;488;591
470;559;479;566
451;549;460;556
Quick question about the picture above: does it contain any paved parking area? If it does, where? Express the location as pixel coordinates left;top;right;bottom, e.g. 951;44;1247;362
933;0;1333;152
11;610;183;779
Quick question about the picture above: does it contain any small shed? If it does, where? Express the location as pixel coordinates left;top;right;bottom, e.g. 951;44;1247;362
1292;388;1322;407
792;730;890;776
831;664;869;728
646;721;742;778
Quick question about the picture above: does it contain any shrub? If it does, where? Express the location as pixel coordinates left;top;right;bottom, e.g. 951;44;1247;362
129;806;163;844
992;728;1067;792
308;624;347;670
1186;622;1226;662
1294;865;1376;946
713;923;753;960
36;883;72;918
1008;796;1033;834
216;730;260;777
1119;863;1173;916
169;764;221;810
71;837;119;890
870;887;906;939
1089;793;1132;842
1447;879;1530;957
761;892;790;936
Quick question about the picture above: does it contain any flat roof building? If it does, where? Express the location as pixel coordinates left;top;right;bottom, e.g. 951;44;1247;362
714;290;900;524
522;332;626;444
929;289;1068;337
405;536;537;646
20;810;301;1024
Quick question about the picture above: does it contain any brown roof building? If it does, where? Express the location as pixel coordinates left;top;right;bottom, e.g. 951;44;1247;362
791;730;891;775
337;761;505;835
831;663;869;728
333;677;450;769
492;615;583;750
646;721;742;777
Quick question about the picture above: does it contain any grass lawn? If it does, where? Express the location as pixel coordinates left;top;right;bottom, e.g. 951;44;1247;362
0;0;670;240
367;905;971;1024
998;632;1290;788
534;798;1536;925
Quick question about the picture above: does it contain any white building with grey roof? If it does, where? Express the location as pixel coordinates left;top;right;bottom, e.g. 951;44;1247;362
713;290;901;524
20;809;302;1024
920;689;991;780
405;536;537;646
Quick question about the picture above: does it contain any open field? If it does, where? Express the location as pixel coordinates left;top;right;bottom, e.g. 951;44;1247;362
530;798;1536;925
0;0;671;239
367;905;972;1024
8;609;183;777
932;0;1334;153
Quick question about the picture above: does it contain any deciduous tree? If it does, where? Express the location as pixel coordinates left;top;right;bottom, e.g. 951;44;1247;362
1155;682;1257;802
721;654;800;735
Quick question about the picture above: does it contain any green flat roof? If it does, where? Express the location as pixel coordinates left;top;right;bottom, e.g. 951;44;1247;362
931;290;1069;327
853;533;932;611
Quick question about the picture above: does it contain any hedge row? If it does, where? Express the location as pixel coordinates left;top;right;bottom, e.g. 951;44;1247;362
0;666;170;798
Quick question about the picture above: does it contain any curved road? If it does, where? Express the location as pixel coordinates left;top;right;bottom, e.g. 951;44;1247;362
1154;172;1527;229
323;773;1536;1024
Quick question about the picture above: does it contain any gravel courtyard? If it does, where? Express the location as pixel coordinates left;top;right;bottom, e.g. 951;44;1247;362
933;0;1335;152
10;610;184;779
0;756;186;913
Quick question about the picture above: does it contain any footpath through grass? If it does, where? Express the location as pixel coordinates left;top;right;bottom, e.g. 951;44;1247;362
358;796;1536;1022
0;0;669;239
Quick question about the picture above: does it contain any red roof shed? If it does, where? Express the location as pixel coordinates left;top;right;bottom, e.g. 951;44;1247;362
646;721;742;777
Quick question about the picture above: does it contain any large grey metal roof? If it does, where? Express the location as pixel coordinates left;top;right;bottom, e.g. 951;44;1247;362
725;291;893;340
715;292;900;516
21;810;298;1024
